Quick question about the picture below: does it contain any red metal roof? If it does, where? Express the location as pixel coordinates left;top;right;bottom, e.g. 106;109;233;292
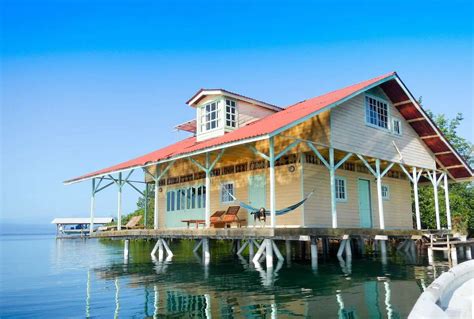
65;72;473;183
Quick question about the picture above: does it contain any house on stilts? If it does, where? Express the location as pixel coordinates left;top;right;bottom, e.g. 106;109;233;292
64;72;473;264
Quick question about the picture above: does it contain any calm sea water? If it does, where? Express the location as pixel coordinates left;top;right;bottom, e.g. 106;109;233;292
0;234;449;318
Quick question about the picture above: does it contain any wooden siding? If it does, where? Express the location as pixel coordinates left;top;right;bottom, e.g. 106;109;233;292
330;90;436;169
156;159;303;228
303;163;413;229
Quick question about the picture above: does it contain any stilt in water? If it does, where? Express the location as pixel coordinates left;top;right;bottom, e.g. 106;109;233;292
310;237;318;271
124;239;130;261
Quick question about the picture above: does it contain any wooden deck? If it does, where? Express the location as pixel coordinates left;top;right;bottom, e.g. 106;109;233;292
91;227;422;240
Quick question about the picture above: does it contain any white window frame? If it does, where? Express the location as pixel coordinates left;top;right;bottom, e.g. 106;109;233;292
392;117;402;136
200;100;221;133
335;176;347;202
166;184;205;212
381;184;390;200
225;99;237;128
220;182;235;204
365;94;390;131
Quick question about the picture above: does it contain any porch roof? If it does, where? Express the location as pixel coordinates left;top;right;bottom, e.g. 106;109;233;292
65;72;473;184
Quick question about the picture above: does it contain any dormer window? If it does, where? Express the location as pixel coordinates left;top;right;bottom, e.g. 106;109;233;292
201;101;220;132
225;99;237;128
365;95;389;129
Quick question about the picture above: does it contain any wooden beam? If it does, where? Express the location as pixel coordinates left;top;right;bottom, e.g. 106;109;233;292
393;100;411;107
446;164;465;169
420;135;439;139
434;151;452;155
407;118;425;123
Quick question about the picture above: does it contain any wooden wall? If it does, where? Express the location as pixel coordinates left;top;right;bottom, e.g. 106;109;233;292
330;87;436;169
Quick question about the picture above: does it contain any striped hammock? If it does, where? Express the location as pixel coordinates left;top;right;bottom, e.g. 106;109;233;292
222;183;315;216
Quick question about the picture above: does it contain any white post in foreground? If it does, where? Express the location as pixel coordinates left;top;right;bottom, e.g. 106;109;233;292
117;172;123;231
413;167;421;230
89;178;96;235
432;170;441;230
154;176;159;230
443;173;452;230
329;148;337;228
269;137;276;228
205;153;211;228
375;159;385;230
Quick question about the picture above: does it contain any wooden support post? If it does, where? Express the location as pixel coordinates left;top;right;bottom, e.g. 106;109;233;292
380;240;387;264
117;172;123;231
337;239;346;257
432;170;441;230
154;178;159;229
161;239;173;257
143;184;148;228
465;246;472;260
269;137;276;228
271;241;284;261
345;238;352;257
375;159;385;230
205;154;211;228
329;148;337;228
428;247;434;264
265;239;274;268
443;173;452;230
89;179;95;235
193;239;203;253
252;239;266;263
310;237;318;270
237;240;249;255
249;240;255;259
285;240;291;262
450;247;458;266
124;239;130;260
202;238;210;265
413;167;422;230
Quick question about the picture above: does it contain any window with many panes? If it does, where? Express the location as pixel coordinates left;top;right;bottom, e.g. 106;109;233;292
225;99;237;128
381;185;390;200
335;177;347;201
221;182;234;203
201;101;220;132
166;185;206;212
365;96;389;129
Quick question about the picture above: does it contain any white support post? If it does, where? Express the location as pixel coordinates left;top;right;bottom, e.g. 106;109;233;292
154;177;159;230
124;239;129;260
202;238;210;265
329;148;337;228
89;179;96;235
117;172;123;231
249;240;255;259
432;170;441;230
205;154;211;228
271;240;284;261
252;240;267;263
345;238;352;257
413;167;421;230
337;239;347;257
269;137;276;228
265;239;274;268
375;159;385;230
310;237;318;270
443;173;452;230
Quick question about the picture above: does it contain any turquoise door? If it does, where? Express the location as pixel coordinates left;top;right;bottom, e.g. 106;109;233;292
358;179;372;228
248;174;266;222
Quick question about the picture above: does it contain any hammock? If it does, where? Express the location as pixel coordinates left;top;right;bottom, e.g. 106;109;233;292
221;182;315;216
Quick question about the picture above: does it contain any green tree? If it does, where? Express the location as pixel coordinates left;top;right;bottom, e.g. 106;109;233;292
122;185;155;228
417;100;473;233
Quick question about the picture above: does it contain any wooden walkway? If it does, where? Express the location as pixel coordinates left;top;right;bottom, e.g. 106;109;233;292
91;227;421;240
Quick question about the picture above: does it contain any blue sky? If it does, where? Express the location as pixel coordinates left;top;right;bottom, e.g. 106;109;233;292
1;0;472;224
